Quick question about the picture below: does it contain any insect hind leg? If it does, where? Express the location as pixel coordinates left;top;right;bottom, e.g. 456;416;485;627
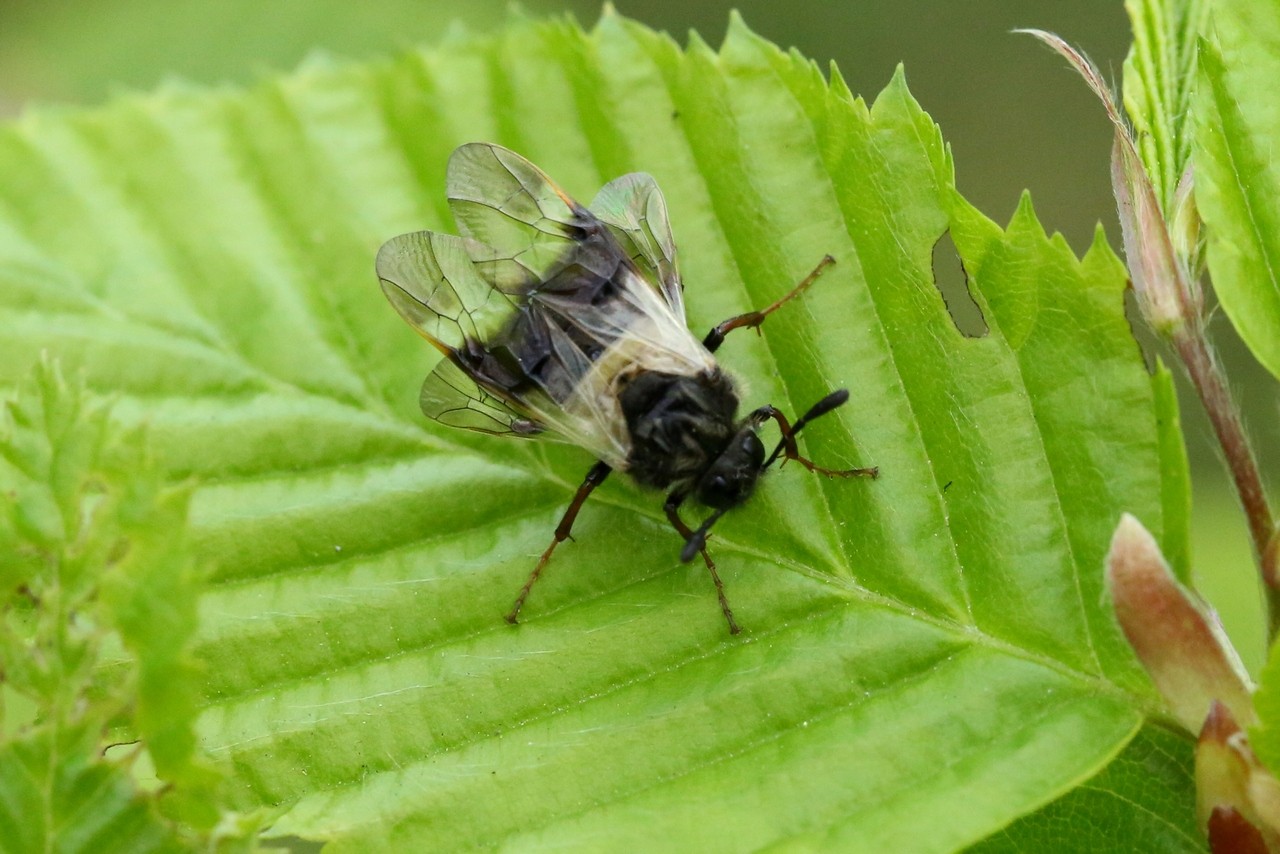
701;255;835;353
506;460;611;625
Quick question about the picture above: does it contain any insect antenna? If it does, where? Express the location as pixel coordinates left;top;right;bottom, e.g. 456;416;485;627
681;508;729;563
681;391;874;563
762;389;848;470
761;390;878;478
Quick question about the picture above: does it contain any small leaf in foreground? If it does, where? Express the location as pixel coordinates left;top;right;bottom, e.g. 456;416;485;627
0;361;247;849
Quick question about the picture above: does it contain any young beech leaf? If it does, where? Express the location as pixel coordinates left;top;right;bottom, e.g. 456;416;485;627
0;10;1191;851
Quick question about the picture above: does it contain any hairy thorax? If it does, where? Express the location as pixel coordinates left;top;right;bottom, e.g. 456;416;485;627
617;368;740;491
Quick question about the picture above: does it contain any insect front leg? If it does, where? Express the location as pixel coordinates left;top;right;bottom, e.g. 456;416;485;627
664;491;741;635
753;391;879;478
701;255;835;353
506;460;611;625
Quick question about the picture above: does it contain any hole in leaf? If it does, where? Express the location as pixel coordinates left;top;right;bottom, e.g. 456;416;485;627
931;231;988;338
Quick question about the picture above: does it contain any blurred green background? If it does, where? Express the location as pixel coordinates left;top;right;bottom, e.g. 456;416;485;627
2;0;1273;670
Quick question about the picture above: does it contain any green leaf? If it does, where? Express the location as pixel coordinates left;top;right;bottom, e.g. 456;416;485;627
0;362;224;851
0;722;183;854
0;10;1189;850
1194;3;1280;381
1123;0;1209;214
967;723;1201;853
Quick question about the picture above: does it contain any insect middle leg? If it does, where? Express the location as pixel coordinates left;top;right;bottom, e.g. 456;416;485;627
506;460;611;625
701;255;835;353
664;491;741;634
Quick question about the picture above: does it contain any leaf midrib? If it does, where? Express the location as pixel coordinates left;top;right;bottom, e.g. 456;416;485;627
191;391;1159;718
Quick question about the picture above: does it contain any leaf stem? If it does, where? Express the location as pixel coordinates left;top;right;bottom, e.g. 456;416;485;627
1172;325;1279;639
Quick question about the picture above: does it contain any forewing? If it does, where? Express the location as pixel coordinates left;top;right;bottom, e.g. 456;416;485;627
589;172;684;316
376;230;519;354
377;227;621;458
380;145;710;470
419;359;543;437
447;143;591;282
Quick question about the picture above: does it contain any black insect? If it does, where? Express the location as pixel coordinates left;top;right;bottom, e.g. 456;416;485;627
377;143;876;634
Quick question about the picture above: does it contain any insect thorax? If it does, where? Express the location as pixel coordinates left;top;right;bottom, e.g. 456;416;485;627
618;368;740;491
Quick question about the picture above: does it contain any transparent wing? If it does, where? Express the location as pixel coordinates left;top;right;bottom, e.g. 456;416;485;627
379;144;713;469
376;230;522;354
377;229;546;434
419;359;543;437
446;142;591;283
589;172;684;317
377;226;618;455
448;144;683;313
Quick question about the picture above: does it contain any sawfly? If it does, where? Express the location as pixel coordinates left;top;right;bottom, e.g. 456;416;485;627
377;143;876;633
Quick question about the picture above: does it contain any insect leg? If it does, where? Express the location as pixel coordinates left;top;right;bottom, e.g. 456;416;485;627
752;392;879;477
664;491;741;634
701;255;835;352
506;460;611;625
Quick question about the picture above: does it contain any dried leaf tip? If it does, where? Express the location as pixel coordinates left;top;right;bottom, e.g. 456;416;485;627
1106;514;1253;732
1017;28;1201;335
